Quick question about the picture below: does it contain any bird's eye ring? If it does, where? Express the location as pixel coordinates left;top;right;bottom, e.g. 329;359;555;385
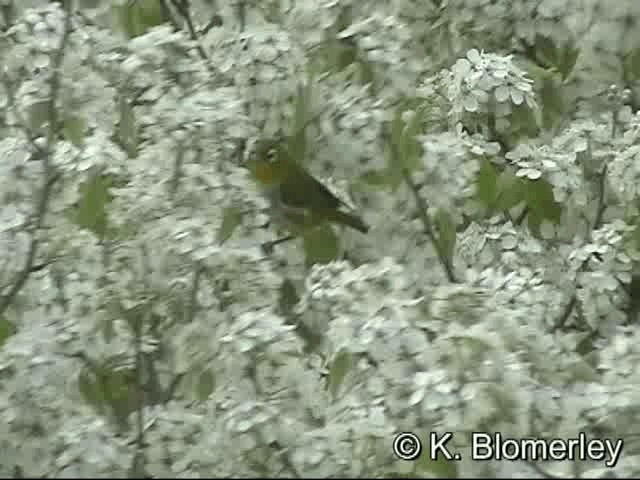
266;148;278;163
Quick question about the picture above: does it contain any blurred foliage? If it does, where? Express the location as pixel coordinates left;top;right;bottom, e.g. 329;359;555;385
113;0;166;39
217;206;244;245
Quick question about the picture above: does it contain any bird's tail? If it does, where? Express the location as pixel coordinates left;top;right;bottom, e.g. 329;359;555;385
328;209;369;233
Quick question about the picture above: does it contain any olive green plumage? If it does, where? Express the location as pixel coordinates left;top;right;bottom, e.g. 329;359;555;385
247;138;369;234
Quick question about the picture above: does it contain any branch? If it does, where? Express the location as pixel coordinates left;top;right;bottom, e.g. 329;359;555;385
157;0;182;32
169;0;210;62
201;14;223;35
401;167;457;283
551;164;608;332
378;121;457;283
169;139;186;198
0;3;72;316
235;0;247;32
187;261;202;322
162;372;185;403
513;205;530;226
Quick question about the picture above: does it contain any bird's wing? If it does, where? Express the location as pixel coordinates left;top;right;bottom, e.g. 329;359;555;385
279;168;344;210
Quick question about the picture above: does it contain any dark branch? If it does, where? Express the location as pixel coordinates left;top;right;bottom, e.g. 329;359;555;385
169;0;210;62
400;167;457;283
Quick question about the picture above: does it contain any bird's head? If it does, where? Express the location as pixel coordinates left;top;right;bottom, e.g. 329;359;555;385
246;137;292;187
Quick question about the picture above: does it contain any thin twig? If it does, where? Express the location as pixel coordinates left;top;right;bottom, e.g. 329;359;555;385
169;140;185;198
127;330;148;478
236;0;246;32
379;124;457;282
170;0;210;62
551;163;608;332
401;167;457;282
163;373;185;403
202;14;223;34
261;235;296;255
514;205;530;226
187;261;202;323
128;245;151;476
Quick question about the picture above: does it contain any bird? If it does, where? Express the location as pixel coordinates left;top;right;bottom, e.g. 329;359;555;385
246;137;369;246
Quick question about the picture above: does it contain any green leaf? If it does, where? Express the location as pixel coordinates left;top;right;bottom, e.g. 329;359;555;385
288;84;310;164
356;56;377;88
196;369;215;401
104;368;138;429
62;115;87;147
73;173;113;238
78;369;102;411
328;349;352;400
113;2;142;38
559;43;580;81
524;177;561;235
385;104;426;197
400;108;424;174
623;48;640;82
476;159;499;207
390;108;404;161
303;226;339;266
217;206;243;245
534;34;559;71
0;317;16;347
114;0;165;39
384;143;403;192
118;96;137;158
495;168;525;211
335;42;357;72
540;75;564;131
532;34;579;81
435;209;456;263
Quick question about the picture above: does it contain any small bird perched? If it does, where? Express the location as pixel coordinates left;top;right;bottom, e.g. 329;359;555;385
246;137;369;242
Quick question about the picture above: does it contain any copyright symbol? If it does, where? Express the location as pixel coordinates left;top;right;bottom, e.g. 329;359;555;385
393;432;422;461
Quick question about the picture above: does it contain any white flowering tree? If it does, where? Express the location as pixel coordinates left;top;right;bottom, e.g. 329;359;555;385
1;0;640;477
